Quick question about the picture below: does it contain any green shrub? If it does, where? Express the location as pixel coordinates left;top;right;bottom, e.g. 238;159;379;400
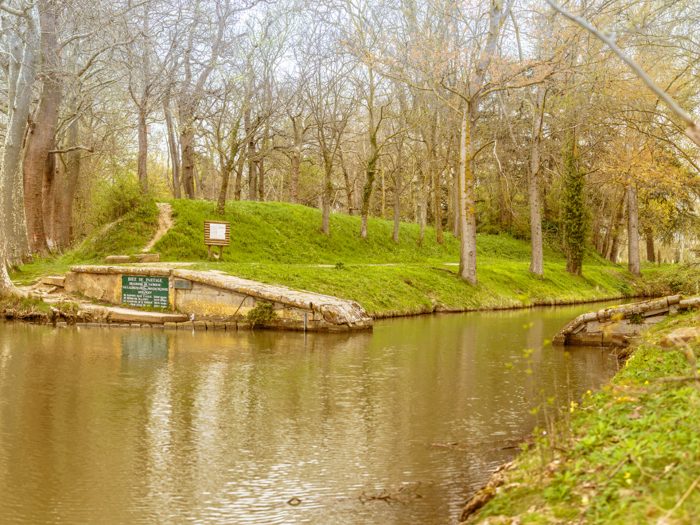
246;302;277;327
628;312;644;325
93;174;151;224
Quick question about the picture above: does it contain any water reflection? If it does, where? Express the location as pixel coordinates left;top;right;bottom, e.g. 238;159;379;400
0;304;619;524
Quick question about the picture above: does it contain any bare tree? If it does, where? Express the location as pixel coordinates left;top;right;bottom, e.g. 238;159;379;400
0;0;39;291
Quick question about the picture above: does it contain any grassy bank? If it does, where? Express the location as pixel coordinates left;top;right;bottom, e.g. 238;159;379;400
466;313;700;524
13;199;680;316
12;198;159;283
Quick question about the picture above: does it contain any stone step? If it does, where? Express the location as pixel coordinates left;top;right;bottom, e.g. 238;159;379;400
40;275;66;287
106;307;188;324
80;304;189;324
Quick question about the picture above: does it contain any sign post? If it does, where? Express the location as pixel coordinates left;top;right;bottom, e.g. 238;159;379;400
204;220;231;259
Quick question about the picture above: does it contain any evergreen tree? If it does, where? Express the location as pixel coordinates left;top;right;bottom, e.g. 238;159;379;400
561;133;587;275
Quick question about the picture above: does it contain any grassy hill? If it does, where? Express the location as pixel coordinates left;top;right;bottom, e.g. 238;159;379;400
14;199;674;316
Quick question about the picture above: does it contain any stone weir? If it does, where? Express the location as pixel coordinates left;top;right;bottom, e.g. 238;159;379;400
63;265;373;332
553;295;700;347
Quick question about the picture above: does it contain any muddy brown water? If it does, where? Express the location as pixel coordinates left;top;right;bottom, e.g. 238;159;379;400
0;303;620;524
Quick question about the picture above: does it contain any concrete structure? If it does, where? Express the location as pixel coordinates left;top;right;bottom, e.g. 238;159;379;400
553;295;700;347
63;265;372;331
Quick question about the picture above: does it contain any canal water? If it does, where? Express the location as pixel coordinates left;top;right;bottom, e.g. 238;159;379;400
0;304;619;524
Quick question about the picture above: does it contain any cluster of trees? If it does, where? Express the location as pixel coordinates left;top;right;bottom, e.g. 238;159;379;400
1;0;700;293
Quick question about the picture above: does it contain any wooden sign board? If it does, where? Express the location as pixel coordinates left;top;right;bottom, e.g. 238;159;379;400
122;275;169;308
204;221;231;246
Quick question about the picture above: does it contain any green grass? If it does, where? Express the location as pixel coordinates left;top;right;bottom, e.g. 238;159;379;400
11;199;684;315
471;313;700;524
190;259;640;317
155;199;565;264
12;199;159;284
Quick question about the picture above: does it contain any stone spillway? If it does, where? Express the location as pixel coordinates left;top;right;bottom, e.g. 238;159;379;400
62;265;373;332
553;295;700;347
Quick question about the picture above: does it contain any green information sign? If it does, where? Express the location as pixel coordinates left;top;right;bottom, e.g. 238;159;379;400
121;275;169;308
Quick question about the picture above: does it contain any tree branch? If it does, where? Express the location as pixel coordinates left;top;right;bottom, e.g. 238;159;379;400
545;0;700;147
0;1;27;18
49;145;93;154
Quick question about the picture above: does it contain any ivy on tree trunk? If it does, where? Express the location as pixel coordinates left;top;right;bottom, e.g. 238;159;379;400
561;134;586;276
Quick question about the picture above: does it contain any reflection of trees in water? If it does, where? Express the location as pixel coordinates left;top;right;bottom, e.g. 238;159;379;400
0;309;621;524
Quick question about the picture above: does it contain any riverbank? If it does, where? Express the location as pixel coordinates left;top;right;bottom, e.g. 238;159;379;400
462;311;700;524
10;200;686;319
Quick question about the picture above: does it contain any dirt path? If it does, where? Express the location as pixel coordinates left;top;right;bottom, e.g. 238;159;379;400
142;202;173;253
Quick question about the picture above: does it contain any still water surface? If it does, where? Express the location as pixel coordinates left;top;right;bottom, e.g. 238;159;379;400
0;304;619;524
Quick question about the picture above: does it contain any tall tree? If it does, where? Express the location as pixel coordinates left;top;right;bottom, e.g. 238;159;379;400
0;0;39;291
561;133;586;276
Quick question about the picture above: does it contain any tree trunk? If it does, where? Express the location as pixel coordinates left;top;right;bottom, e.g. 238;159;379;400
452;166;459;238
322;180;331;235
416;169;427;246
22;0;60;255
528;87;545;277
360;159;376;239
644;226;655;263
42;150;56;249
458;104;477;285
180;121;196;198
216;172;230;215
233;153;245;201
340;153;354;214
216;147;233;215
1;14;38;269
627;183;641;276
52;119;81;250
605;193;625;262
245;105;257;201
257;157;265;201
432;165;443;244
392;175;401;243
137;107;148;192
290;116;302;203
163;93;181;198
321;154;332;235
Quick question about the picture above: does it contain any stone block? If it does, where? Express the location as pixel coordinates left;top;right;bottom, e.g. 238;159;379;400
105;255;131;264
41;275;65;287
107;307;188;324
668;295;682;305
133;253;160;263
569;332;603;346
660;327;700;347
679;297;700;309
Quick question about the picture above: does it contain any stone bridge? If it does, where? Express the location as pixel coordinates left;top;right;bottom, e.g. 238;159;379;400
553;295;700;347
60;265;372;332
